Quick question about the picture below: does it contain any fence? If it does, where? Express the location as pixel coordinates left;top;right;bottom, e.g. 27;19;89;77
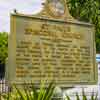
0;79;9;94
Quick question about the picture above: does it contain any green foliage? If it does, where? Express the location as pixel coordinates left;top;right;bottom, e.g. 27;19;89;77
1;84;98;100
66;90;98;100
1;82;55;100
67;0;100;52
66;95;71;100
76;93;80;100
0;32;8;64
82;90;87;100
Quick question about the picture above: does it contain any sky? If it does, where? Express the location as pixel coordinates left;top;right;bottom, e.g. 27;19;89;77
0;0;43;33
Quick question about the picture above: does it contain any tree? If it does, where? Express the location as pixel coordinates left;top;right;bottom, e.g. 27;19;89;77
0;32;8;64
0;32;8;78
67;0;100;52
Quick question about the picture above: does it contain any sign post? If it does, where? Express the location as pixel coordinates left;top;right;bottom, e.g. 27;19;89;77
7;0;98;87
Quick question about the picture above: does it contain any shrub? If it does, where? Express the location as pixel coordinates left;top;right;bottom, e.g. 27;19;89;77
1;82;55;100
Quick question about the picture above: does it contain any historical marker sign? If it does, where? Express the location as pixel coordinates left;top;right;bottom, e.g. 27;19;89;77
7;0;97;86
